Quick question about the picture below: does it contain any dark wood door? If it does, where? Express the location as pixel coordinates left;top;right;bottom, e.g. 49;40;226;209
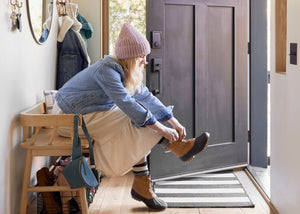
147;0;248;180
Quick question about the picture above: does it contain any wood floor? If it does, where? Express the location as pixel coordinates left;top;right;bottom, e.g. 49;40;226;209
88;169;277;214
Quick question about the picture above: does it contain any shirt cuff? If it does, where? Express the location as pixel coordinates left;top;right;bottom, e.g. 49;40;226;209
144;116;157;126
155;106;174;122
158;113;173;122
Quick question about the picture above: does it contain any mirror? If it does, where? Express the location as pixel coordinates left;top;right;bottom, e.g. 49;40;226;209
26;0;54;44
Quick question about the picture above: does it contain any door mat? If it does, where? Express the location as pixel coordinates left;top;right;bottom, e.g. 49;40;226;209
153;171;255;208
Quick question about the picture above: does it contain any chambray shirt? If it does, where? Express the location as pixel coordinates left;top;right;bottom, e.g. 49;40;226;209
55;55;173;127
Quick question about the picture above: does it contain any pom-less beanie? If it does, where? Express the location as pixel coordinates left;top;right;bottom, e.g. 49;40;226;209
115;23;151;59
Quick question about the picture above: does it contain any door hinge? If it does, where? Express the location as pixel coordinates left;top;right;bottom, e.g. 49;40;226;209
248;42;251;54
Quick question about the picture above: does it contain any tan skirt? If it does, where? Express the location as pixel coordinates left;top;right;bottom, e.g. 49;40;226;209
53;103;162;177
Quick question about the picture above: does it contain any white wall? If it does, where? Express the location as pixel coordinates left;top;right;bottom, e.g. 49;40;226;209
0;1;58;213
72;0;101;64
270;0;300;213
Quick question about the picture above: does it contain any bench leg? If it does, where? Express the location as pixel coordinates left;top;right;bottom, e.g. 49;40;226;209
20;150;33;214
79;188;88;214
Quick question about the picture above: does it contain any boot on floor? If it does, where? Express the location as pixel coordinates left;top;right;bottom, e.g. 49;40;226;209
131;175;167;210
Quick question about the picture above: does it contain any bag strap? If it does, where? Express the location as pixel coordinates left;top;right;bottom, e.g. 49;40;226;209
80;117;96;166
72;114;96;166
72;115;82;160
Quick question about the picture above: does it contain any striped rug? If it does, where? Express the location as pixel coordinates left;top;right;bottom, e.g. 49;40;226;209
153;171;254;208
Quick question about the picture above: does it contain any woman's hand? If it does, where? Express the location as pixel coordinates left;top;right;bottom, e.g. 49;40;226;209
147;121;179;143
168;117;186;141
161;126;179;143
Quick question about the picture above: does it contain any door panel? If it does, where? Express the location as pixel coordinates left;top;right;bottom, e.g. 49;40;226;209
206;6;234;144
147;0;248;180
163;4;195;138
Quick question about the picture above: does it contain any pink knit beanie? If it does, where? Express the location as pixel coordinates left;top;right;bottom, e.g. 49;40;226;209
115;23;151;59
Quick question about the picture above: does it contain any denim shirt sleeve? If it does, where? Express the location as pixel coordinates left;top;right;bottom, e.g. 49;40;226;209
133;84;174;123
94;64;157;127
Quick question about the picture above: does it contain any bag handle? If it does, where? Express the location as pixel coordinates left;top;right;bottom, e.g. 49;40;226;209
72;115;96;166
72;115;82;159
81;116;96;166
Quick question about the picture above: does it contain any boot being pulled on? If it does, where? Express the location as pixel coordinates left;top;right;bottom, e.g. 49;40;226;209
166;132;210;162
131;175;167;210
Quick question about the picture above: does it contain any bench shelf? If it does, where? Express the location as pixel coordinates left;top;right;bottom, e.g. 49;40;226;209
19;102;89;214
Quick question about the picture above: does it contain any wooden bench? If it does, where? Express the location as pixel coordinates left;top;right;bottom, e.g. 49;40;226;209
19;102;90;214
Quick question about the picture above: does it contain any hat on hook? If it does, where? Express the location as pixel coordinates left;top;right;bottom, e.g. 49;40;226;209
115;23;151;59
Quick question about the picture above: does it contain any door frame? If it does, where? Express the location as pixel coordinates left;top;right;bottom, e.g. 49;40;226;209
249;0;268;168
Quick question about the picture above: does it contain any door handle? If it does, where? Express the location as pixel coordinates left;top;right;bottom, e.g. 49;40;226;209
151;58;162;95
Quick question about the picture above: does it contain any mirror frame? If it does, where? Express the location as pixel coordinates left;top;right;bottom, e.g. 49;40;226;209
26;0;54;44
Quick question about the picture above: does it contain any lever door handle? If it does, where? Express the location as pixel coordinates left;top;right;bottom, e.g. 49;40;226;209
150;58;162;96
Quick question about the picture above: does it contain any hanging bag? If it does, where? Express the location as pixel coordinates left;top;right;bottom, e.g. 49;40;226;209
63;115;99;189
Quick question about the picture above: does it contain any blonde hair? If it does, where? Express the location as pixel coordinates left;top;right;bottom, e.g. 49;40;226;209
114;56;143;95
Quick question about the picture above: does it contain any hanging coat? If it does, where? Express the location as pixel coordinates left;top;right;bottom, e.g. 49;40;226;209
56;3;90;89
77;13;94;50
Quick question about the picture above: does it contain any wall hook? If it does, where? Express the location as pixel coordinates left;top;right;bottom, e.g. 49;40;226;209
10;0;23;8
10;0;22;32
17;1;23;8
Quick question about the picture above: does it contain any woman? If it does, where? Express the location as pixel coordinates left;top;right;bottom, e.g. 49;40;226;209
54;23;209;210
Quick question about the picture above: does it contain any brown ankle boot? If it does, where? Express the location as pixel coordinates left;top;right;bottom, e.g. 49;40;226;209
131;175;167;210
166;132;210;162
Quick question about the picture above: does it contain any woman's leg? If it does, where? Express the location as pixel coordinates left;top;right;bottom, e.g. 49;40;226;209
136;156;146;165
131;156;167;210
130;132;209;210
132;156;149;177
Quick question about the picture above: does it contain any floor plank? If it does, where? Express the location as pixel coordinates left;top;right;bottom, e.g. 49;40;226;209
120;172;149;214
92;176;128;214
89;175;110;214
89;170;274;214
200;208;243;214
155;208;200;214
